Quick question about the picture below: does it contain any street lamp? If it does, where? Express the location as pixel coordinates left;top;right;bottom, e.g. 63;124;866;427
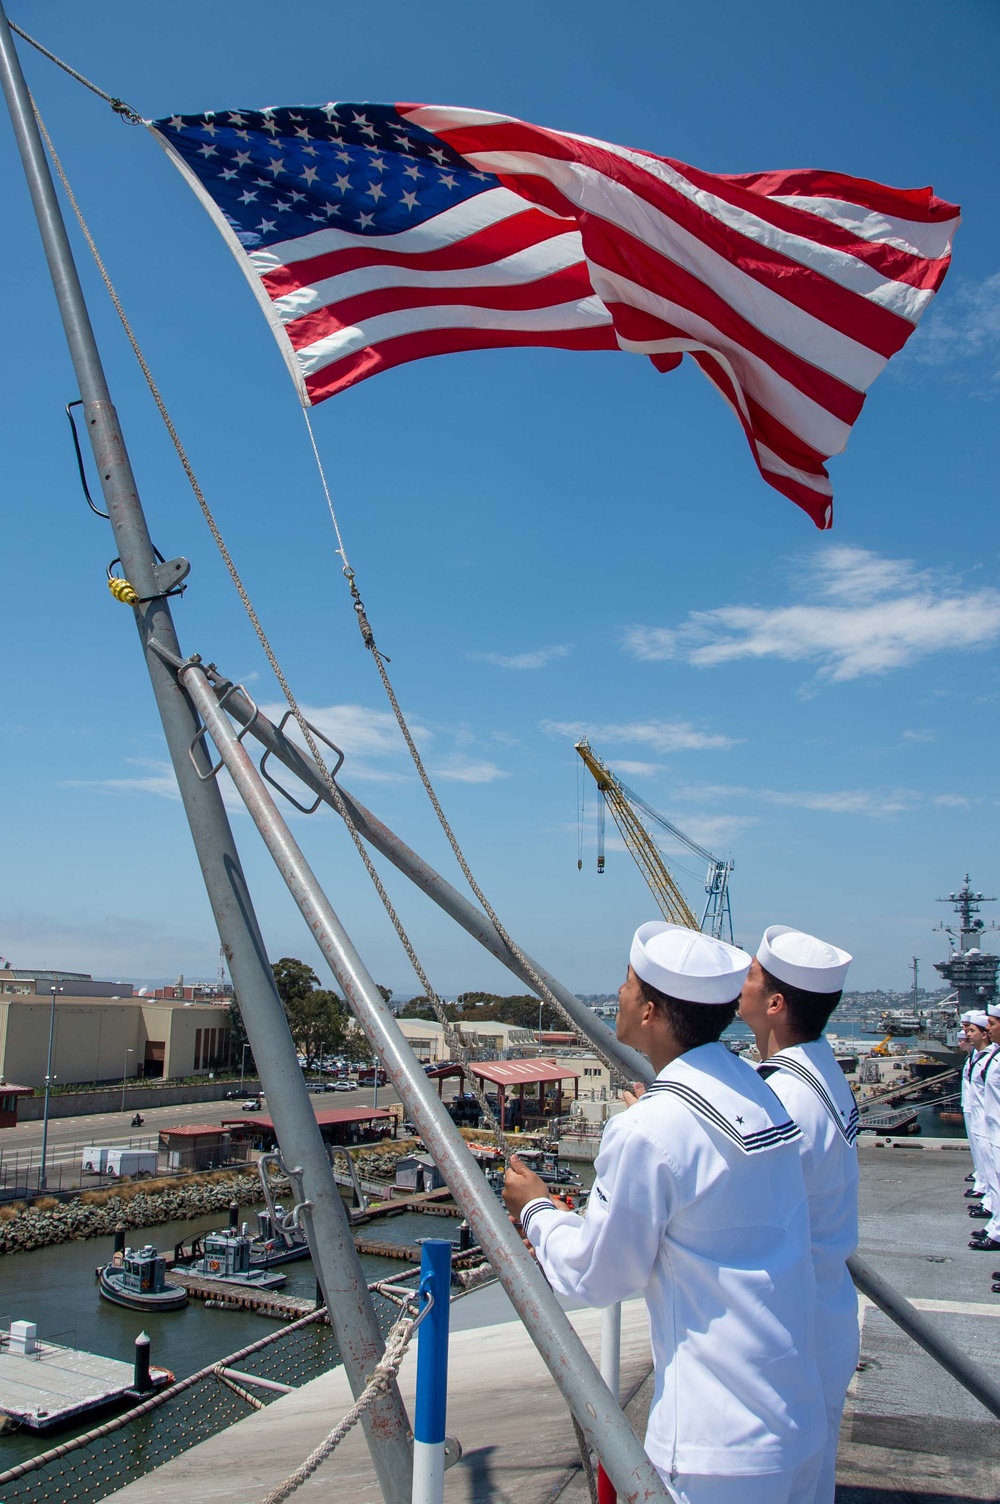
121;1047;134;1112
538;997;544;1057
38;985;62;1190
240;1043;250;1089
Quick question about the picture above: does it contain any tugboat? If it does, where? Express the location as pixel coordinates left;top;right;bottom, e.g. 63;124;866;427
98;1236;188;1312
181;1228;287;1290
249;1204;310;1268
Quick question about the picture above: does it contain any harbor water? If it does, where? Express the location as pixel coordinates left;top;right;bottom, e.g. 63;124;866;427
0;1201;455;1485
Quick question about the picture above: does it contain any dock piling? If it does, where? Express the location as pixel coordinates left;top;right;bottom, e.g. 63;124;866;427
133;1333;152;1394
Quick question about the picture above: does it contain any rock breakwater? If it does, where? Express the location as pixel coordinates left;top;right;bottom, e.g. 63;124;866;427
0;1172;264;1256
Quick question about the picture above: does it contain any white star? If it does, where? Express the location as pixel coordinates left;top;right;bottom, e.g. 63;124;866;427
302;144;318;156
336;150;352;164
403;162;422;180
197;142;217;157
392;133;414;151
256;218;277;234
470;170;489;181
201;119;217;137
358;211;375;228
401;190;419;210
234;150;252;167
254;178;272;189
321;103;340;120
267;158;285;176
260;114;280;136
275;199;292;211
352;112;377;138
333;173;351;193
228;111;247;126
233;130;250;141
322;202;340;216
288;113;304;122
289;189;306;203
366;181;385;201
294;125;313;141
428;146;447;164
219;168;238;180
307;213;325;222
301;165;319;186
369;156;387;173
438;172;458;190
168;115;184;131
238;189;258;204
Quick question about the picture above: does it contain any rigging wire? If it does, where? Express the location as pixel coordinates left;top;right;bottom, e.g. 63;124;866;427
9;21;141;121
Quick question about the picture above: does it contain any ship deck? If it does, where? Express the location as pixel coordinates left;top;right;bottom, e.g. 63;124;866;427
101;1138;999;1503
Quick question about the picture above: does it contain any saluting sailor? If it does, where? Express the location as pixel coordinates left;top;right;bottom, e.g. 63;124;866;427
503;923;826;1504
738;926;857;1504
963;1011;996;1239
959;1013;990;1209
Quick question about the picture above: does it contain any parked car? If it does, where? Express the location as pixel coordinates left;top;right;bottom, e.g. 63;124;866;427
329;1081;357;1092
224;1087;254;1099
242;1097;263;1112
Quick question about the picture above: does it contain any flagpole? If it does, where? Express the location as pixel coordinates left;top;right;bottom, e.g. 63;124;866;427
0;14;413;1499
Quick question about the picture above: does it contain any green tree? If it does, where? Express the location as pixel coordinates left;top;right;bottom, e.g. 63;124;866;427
398;996;458;1022
270;958;349;1064
227;994;256;1076
272;957;321;1008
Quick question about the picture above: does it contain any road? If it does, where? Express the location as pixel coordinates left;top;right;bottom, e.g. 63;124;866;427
0;1083;409;1186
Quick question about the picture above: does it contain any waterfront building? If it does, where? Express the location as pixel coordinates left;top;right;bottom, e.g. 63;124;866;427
0;967;234;1088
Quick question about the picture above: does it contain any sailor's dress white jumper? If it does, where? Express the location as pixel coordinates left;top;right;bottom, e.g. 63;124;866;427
962;1047;991;1202
757;1039;860;1504
974;1043;1000;1241
520;1043;826;1504
966;1046;997;1215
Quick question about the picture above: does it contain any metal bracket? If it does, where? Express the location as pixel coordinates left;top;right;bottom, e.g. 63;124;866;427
187;682;260;782
152;556;190;594
259;709;345;814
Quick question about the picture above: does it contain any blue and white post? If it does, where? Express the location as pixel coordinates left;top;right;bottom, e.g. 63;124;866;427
412;1238;453;1504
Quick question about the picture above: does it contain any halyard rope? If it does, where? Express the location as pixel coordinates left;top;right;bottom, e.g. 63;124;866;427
10;21;142;120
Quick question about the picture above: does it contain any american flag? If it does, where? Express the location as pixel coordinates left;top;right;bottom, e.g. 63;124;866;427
150;103;959;528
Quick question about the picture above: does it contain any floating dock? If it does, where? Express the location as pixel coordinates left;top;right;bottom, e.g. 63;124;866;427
168;1271;323;1321
0;1329;168;1432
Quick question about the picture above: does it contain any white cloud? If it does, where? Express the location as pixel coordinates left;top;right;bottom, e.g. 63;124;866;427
428;757;509;784
542;718;737;752
613;760;664;778
621;546;1000;683
259;701;431;783
901;729;935;743
933;793;971;808
903;269;1000;387
669;780;966;819
471;644;572;670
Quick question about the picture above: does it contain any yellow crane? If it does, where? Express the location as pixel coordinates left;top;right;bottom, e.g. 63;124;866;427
575;740;735;941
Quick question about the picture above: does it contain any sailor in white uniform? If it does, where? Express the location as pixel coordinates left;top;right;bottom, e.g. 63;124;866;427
963;1012;996;1238
959;1013;989;1204
967;1008;1000;1253
503;923;825;1504
738;926;857;1504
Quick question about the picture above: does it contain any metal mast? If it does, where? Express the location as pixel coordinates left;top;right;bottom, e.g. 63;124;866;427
0;18;413;1500
934;876;1000;1014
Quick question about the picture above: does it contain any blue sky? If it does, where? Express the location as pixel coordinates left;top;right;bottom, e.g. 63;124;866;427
1;0;998;996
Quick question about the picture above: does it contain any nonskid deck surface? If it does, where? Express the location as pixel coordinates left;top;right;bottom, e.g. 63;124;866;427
98;1142;999;1502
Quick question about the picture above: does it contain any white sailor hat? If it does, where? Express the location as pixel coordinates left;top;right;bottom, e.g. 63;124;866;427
756;925;852;994
961;1010;976;1023
968;1010;990;1028
630;921;751;1005
987;1004;1000;1020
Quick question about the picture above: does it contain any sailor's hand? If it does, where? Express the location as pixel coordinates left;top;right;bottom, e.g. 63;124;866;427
502;1154;550;1221
623;1082;647;1107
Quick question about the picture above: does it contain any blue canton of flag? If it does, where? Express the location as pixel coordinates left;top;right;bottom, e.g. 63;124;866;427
149;101;613;407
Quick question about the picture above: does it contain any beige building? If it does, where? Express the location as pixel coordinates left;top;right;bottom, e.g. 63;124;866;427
0;969;234;1087
390;1016;536;1064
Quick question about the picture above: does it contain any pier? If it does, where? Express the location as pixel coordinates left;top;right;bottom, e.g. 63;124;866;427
168;1271;326;1321
0;1328;169;1432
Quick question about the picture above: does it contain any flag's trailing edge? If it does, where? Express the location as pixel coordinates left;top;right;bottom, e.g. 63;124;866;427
149;103;959;528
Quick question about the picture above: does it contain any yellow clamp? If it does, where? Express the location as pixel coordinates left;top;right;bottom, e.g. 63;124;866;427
108;576;139;606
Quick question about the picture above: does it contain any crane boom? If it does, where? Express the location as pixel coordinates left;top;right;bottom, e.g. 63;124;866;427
575;740;735;941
